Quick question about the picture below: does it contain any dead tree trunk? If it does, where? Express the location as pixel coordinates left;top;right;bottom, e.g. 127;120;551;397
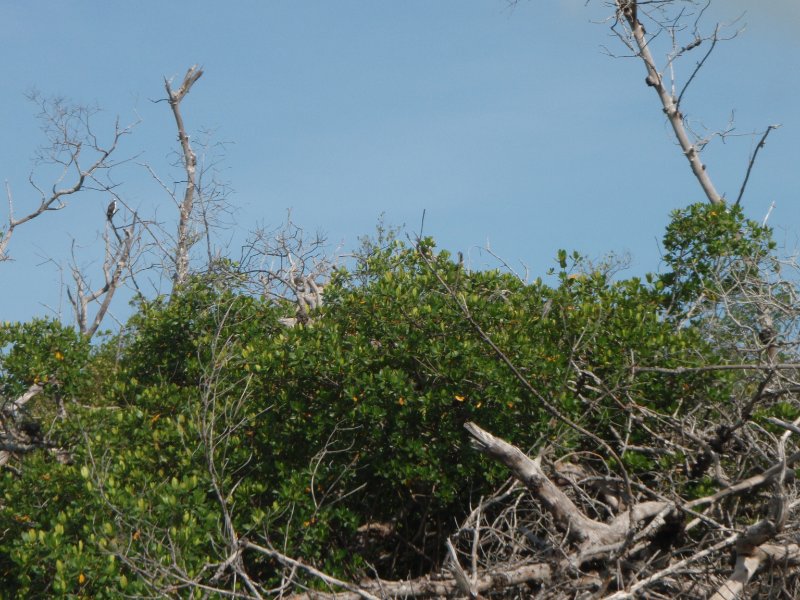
164;65;203;288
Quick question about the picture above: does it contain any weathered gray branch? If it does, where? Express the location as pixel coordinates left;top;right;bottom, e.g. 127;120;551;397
1;104;133;261
617;0;723;205
464;422;614;546
164;64;203;288
464;421;674;555
281;558;551;600
67;224;135;338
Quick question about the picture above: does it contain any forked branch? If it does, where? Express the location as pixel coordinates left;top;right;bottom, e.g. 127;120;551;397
67;222;136;338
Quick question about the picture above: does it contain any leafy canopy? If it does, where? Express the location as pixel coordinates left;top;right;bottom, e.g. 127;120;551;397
0;204;777;595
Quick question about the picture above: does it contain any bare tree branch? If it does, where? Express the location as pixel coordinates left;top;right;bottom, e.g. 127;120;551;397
1;96;135;261
735;124;780;206
615;1;723;204
164;65;203;288
66;220;137;338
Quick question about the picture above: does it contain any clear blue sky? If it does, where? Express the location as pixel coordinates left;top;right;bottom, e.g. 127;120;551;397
1;1;798;326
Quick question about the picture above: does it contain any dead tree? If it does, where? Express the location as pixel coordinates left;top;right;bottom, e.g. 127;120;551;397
1;95;135;261
239;214;332;326
66;216;139;338
146;65;232;291
462;420;800;600
163;65;203;289
610;0;777;206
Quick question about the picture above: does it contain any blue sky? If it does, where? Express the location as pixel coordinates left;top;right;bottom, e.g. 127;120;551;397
1;1;798;326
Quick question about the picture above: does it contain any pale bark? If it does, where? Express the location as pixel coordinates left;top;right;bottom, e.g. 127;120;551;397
1;100;133;261
281;560;551;600
617;1;723;205
465;421;616;546
164;65;203;288
67;224;135;338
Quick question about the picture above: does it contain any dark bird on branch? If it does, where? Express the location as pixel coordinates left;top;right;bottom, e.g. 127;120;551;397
106;199;118;222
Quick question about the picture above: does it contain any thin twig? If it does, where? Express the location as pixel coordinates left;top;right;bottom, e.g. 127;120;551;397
735;125;780;206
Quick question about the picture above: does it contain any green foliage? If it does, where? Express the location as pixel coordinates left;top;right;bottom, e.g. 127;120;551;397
120;277;282;390
1;206;777;594
0;319;90;399
659;202;776;312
